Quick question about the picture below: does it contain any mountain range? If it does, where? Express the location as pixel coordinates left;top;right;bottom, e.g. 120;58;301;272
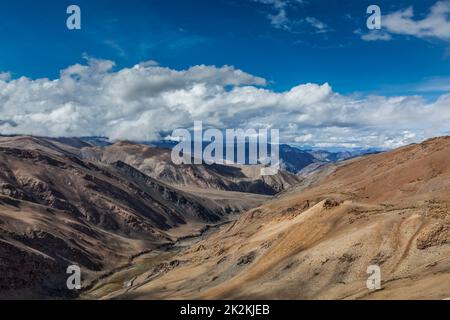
0;135;291;298
0;135;449;299
82;138;380;174
87;137;450;300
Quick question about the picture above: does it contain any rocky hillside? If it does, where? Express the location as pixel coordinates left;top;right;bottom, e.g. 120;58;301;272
81;141;301;195
105;137;450;300
0;136;268;298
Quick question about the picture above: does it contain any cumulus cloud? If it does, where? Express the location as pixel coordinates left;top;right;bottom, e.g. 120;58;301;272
0;72;11;81
383;1;450;41
0;57;449;148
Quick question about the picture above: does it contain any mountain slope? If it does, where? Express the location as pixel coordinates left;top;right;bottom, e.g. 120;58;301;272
108;137;450;300
0;136;254;298
81;141;301;195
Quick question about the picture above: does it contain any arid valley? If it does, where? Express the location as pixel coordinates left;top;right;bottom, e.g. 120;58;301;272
1;135;449;300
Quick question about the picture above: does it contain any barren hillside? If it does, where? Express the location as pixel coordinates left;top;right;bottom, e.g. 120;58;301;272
0;136;269;298
103;137;450;300
81;141;301;195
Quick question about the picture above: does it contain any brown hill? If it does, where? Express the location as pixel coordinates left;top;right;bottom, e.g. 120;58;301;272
104;137;450;300
81;141;301;195
0;136;267;298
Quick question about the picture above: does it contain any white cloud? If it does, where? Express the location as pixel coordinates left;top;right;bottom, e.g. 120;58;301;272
103;40;126;57
383;1;450;41
253;0;330;34
305;17;329;33
361;30;392;41
415;76;450;92
294;133;313;142
252;0;294;30
254;0;325;33
0;72;11;81
0;58;449;148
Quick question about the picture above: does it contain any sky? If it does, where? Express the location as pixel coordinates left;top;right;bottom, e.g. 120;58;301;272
0;0;450;148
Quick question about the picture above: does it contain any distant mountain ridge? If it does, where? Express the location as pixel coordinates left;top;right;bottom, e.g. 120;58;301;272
147;140;382;174
0;135;382;175
81;141;301;195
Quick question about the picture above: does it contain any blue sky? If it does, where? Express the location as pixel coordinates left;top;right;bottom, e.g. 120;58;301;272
1;0;449;95
0;0;450;148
